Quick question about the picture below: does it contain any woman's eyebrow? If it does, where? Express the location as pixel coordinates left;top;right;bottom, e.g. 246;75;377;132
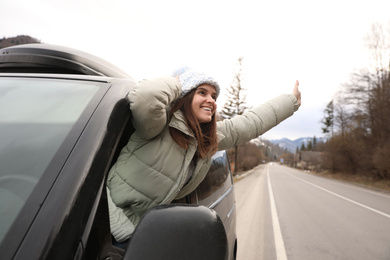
197;87;216;95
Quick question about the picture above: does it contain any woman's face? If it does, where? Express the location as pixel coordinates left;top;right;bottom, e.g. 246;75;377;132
191;84;217;123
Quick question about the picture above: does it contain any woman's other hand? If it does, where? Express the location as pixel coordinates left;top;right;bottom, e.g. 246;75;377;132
293;80;301;107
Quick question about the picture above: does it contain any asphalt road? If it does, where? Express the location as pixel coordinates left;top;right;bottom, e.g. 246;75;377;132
235;163;390;260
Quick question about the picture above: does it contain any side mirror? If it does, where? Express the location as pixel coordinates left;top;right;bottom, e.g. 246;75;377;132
123;205;228;260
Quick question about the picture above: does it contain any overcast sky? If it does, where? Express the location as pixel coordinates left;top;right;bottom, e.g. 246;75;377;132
2;0;389;140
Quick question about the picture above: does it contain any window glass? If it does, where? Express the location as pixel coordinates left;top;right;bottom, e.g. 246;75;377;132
196;151;233;206
0;78;100;243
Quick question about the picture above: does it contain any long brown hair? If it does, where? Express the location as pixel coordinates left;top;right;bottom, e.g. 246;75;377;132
169;89;218;159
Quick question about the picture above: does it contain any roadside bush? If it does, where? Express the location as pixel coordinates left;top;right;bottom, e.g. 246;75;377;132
373;140;390;179
238;142;264;171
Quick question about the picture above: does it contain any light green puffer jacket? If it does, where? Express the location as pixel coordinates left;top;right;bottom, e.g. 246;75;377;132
106;76;299;242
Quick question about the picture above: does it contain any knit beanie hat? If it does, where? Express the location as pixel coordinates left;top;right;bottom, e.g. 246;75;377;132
172;68;220;99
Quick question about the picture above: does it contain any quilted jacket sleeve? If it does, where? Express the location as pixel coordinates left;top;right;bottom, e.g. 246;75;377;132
217;94;299;150
128;77;182;140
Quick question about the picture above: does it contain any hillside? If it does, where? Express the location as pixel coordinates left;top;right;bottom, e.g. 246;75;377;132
0;35;41;49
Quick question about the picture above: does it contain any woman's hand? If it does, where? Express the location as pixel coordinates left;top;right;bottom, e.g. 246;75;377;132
293;80;301;107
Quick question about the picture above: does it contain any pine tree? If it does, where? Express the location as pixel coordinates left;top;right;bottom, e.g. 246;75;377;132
220;57;250;119
322;100;334;135
312;136;317;150
322;100;335;172
307;140;313;151
220;57;250;173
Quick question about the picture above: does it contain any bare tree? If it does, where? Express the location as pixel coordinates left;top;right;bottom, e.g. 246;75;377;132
347;22;390;143
334;103;351;136
333;21;390;178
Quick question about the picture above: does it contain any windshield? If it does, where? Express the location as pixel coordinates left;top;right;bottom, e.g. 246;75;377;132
0;77;100;243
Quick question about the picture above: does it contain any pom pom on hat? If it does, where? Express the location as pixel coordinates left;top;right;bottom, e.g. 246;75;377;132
171;66;191;78
173;68;220;98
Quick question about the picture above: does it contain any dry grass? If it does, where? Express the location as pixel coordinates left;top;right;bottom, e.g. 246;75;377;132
306;170;390;193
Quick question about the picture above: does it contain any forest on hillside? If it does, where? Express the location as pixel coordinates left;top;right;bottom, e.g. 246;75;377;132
0;35;41;48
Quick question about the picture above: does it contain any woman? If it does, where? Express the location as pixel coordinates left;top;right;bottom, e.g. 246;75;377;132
106;69;301;243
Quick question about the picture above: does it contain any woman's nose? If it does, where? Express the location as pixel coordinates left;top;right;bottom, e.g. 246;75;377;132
206;95;216;103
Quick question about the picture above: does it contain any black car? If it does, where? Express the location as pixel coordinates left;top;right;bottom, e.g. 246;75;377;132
0;44;237;260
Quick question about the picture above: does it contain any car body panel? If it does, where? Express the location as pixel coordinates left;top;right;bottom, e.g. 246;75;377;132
0;75;134;259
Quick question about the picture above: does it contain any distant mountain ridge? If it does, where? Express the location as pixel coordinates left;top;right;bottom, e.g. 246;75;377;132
269;137;326;153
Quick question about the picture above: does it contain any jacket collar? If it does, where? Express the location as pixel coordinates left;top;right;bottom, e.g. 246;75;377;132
169;111;195;138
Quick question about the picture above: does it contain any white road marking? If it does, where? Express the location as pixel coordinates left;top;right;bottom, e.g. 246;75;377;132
285;171;390;219
267;167;288;260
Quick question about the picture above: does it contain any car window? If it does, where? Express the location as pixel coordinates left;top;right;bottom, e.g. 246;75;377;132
0;78;100;243
196;151;233;207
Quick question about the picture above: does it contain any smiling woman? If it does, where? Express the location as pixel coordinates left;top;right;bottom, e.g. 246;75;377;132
106;68;301;245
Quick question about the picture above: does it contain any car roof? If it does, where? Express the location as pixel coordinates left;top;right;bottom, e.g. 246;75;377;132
0;44;131;79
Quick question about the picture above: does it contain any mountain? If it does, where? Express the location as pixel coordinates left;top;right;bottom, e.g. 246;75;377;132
269;137;327;153
0;35;41;49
